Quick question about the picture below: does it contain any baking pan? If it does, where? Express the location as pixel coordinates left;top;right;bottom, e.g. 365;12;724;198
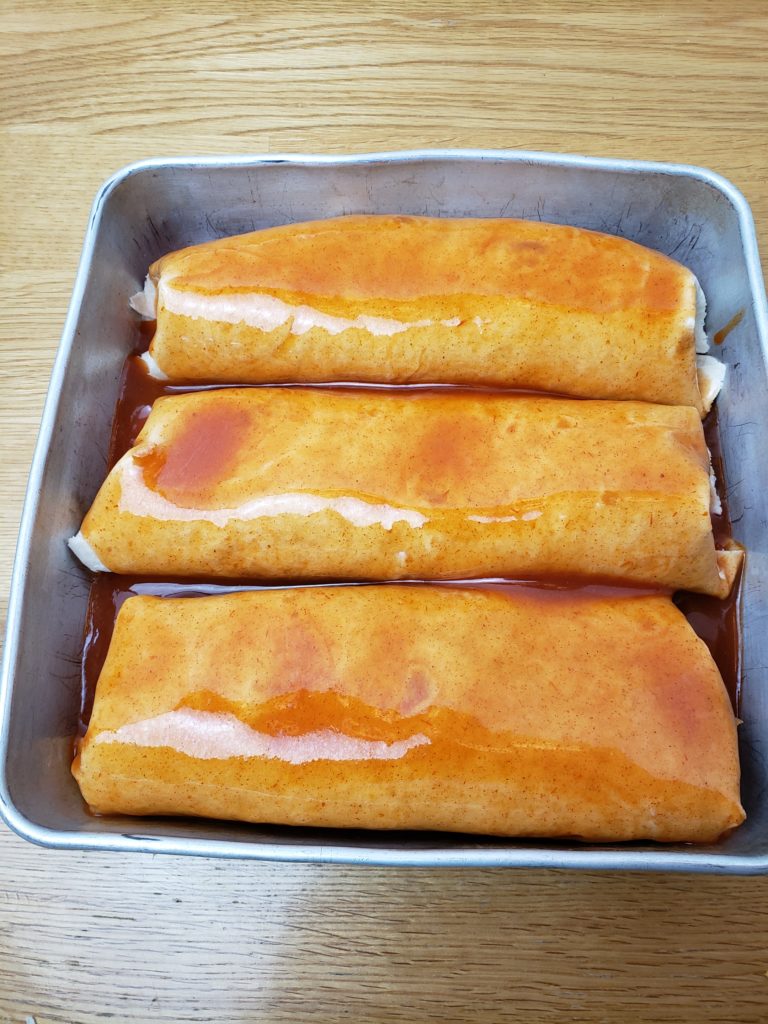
1;150;766;871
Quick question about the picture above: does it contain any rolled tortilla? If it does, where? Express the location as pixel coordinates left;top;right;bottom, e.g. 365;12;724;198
70;387;737;596
133;215;719;414
72;585;744;842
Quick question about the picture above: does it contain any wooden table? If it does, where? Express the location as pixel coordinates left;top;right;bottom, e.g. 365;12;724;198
1;2;767;1020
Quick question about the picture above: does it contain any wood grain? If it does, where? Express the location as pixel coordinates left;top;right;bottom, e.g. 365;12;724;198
1;1;767;1021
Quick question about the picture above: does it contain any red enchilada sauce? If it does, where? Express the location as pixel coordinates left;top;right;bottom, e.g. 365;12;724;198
714;309;745;346
76;354;744;740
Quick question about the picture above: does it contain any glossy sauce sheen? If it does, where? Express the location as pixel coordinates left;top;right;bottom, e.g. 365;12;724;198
144;215;708;414
74;584;743;841
76;354;742;740
156;216;688;311
78;368;732;591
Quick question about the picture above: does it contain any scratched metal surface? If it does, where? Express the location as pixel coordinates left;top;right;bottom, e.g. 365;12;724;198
1;150;766;870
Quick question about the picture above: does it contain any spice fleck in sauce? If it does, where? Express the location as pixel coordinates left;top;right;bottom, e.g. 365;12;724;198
78;351;743;742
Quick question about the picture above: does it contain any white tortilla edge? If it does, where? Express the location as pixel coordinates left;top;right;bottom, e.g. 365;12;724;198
68;532;110;573
139;350;169;381
694;277;709;354
698;355;727;413
129;275;157;320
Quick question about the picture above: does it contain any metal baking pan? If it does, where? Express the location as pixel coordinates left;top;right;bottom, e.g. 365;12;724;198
1;150;767;871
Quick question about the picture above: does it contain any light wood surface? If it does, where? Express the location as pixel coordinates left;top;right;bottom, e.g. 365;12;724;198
1;1;767;1021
